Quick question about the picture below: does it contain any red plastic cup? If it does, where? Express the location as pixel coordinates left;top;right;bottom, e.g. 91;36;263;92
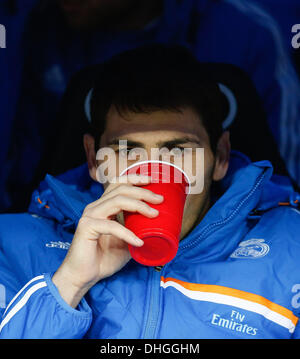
120;160;190;266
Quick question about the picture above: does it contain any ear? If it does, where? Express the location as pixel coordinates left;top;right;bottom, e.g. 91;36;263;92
212;131;231;181
83;133;98;181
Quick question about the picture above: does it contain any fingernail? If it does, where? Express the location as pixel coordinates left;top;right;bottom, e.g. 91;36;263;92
139;175;151;181
150;207;159;214
134;237;144;246
154;194;164;200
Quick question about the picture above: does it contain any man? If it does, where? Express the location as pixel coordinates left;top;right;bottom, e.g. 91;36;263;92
3;0;300;214
0;45;300;339
48;61;289;180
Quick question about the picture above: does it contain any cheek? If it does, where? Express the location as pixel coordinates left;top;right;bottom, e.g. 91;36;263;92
97;152;146;183
182;163;213;216
96;156;118;183
182;192;207;220
116;151;148;177
180;149;214;195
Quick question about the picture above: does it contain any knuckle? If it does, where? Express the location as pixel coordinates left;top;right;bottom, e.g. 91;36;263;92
83;200;100;214
78;216;97;228
104;183;117;194
118;184;130;192
84;203;91;210
82;206;91;216
114;194;128;203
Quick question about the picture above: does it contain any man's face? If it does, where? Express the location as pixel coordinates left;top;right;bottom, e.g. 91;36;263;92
86;106;229;239
57;0;139;29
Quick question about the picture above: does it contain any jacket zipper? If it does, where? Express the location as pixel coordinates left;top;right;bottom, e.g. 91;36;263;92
141;266;163;339
141;170;268;338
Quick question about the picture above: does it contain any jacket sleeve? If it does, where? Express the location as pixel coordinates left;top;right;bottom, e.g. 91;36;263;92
0;273;92;339
292;323;300;339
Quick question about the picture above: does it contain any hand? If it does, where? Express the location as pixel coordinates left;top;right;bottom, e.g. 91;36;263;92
52;174;164;307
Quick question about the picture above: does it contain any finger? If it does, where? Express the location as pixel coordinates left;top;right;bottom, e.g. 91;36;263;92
114;174;152;185
103;175;152;195
86;195;160;219
86;175;159;209
95;185;164;205
78;217;144;247
86;175;155;210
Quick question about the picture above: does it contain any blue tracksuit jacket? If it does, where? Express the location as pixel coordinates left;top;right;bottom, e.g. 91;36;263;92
0;152;300;339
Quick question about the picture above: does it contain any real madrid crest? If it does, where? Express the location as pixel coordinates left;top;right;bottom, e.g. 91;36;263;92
230;239;270;259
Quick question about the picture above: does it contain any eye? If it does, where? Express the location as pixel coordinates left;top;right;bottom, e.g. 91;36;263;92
170;147;185;154
176;147;185;152
115;148;131;156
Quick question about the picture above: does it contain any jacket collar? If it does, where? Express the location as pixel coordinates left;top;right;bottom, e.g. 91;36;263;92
177;158;273;257
28;164;103;228
28;152;295;233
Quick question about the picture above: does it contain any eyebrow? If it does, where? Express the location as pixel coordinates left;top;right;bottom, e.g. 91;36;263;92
107;136;201;148
157;137;202;147
107;139;145;147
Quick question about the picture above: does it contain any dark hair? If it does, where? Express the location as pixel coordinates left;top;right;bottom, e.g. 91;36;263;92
90;44;227;152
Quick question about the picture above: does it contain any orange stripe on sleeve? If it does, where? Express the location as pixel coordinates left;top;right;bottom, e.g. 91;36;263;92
161;276;298;327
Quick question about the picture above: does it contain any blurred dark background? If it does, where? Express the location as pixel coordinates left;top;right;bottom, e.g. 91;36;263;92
0;0;299;213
